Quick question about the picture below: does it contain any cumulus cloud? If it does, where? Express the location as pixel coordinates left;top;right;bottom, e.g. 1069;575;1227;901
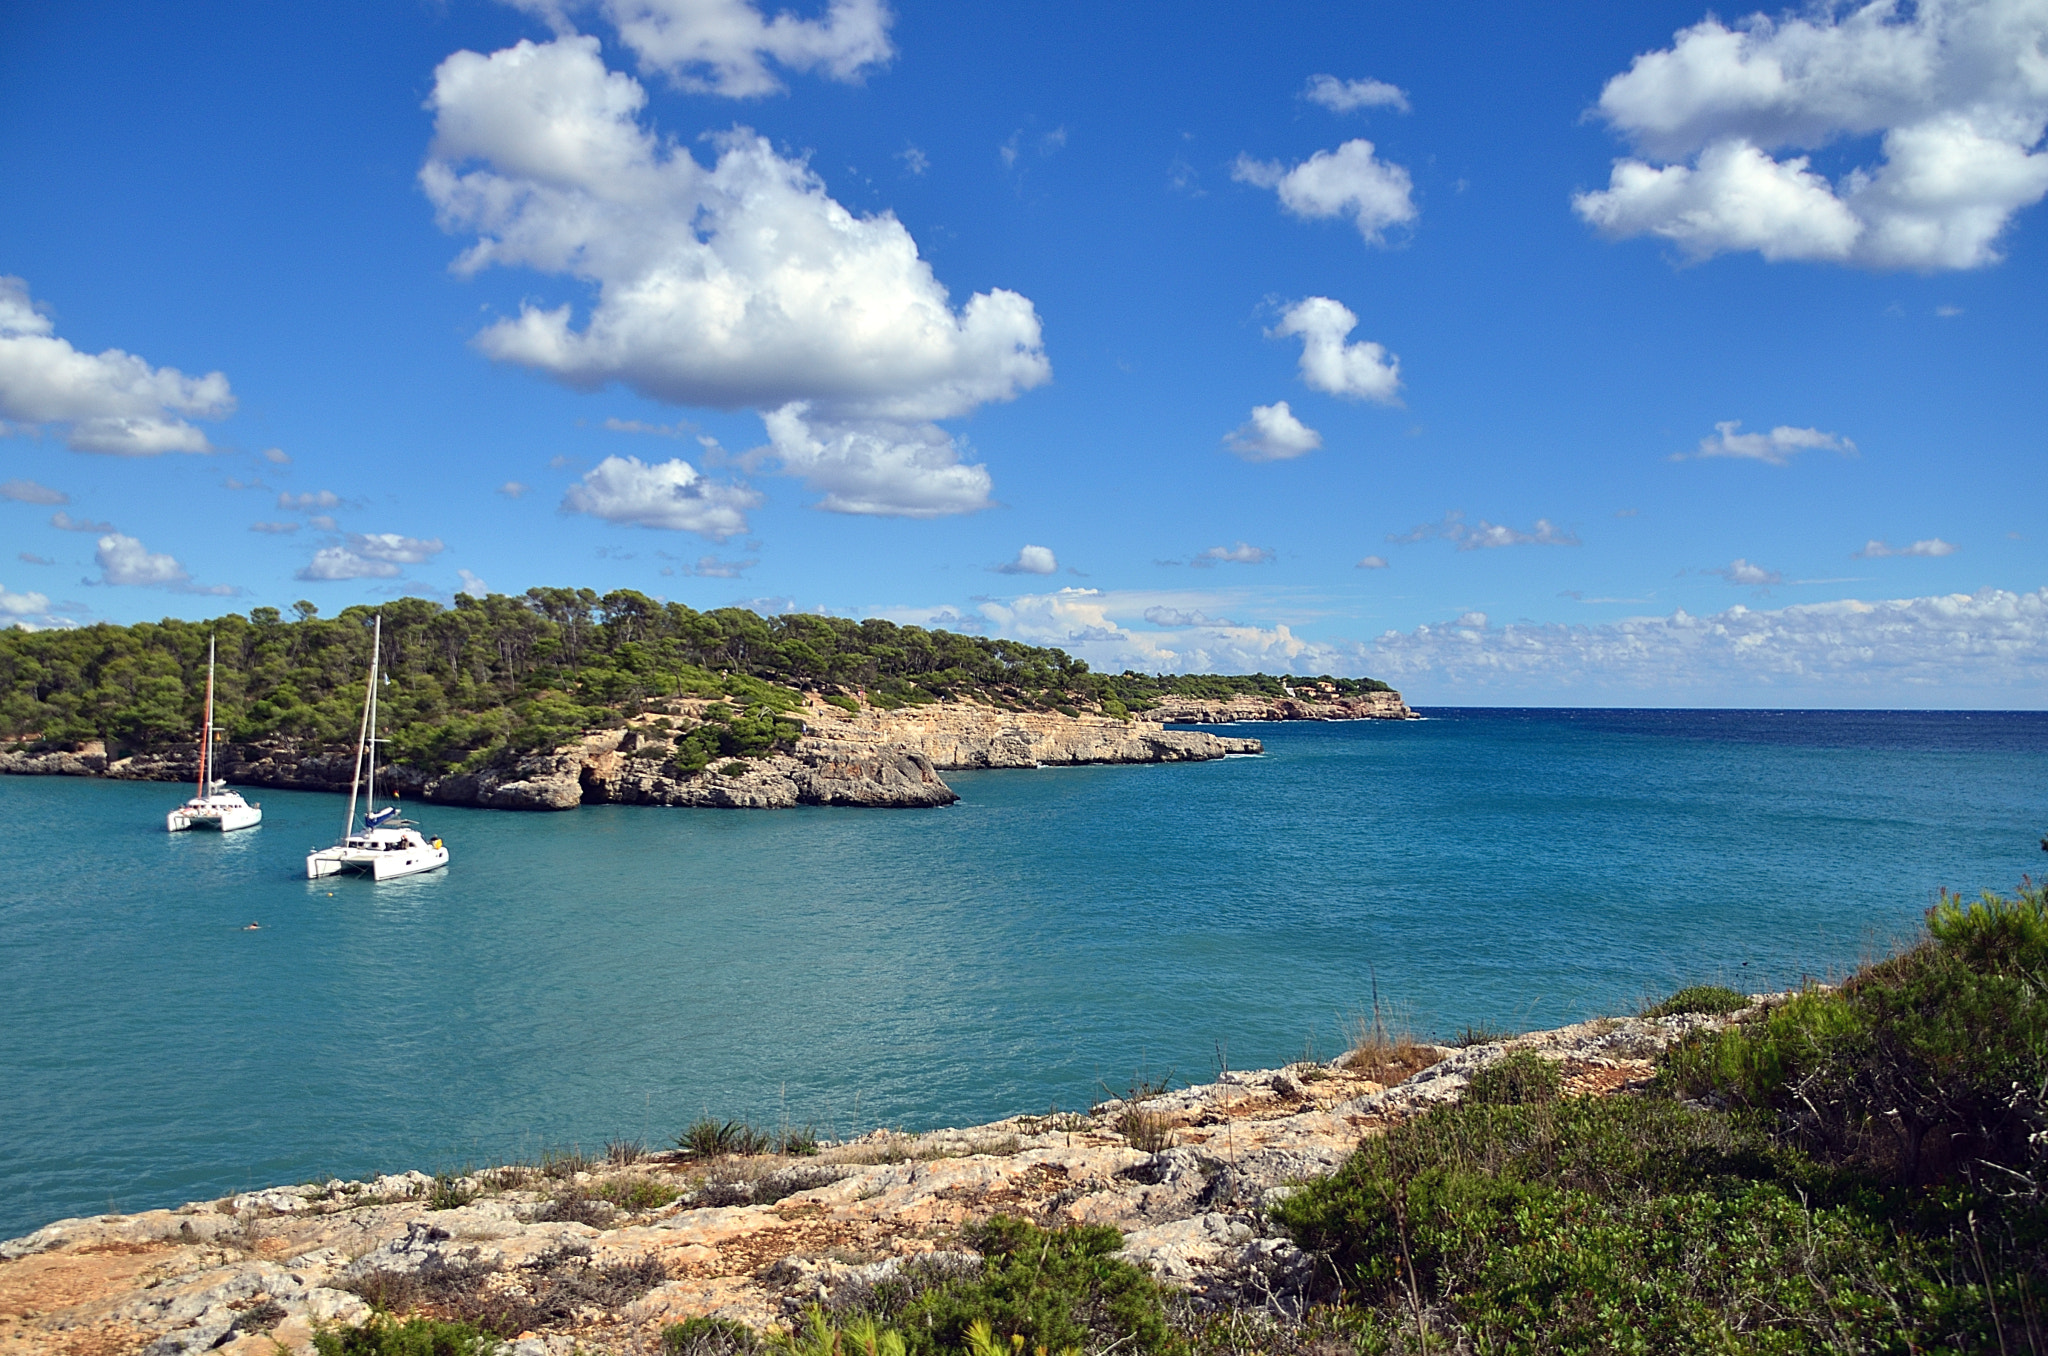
995;544;1058;575
422;36;1047;515
1272;297;1401;403
1142;605;1238;628
278;489;346;511
1858;537;1958;557
1303;74;1410;114
1232;140;1417;243
1;584;51;617
1357;554;1389;569
1687;420;1855;464
1391;510;1580;549
760;405;992;516
349;533;447;565
1223;401;1322;461
511;0;894;98
297;548;400;581
1712;557;1784;585
1573;0;2048;270
0;277;235;454
248;521;300;534
51;511;114;532
94;533;192;587
0;477;67;505
458;569;490;597
261;447;290;464
499;481;528;497
562;453;760;537
1193;542;1275;566
1366;588;2048;699
979;588;1347;675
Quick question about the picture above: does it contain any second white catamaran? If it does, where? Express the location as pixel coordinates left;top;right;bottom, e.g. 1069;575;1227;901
306;614;449;881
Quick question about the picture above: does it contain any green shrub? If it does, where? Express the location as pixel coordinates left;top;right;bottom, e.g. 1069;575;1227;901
663;1314;764;1354
1464;1051;1561;1106
678;1117;774;1158
312;1315;498;1356
593;1174;681;1211
425;1171;476;1211
1643;984;1750;1018
886;1218;1177;1356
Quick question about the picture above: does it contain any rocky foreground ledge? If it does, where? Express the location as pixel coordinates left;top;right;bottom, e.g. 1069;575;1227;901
0;698;1264;812
0;1001;1770;1356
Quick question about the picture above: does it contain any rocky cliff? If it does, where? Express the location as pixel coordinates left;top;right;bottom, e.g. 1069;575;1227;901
0;999;1772;1356
0;700;1263;812
1142;688;1414;723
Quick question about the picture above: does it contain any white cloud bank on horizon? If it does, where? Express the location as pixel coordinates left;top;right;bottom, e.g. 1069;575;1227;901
1574;0;2048;270
970;585;2048;703
422;35;1043;522
1859;537;1958;558
0;277;235;455
1233;139;1417;244
508;0;893;99
1223;401;1322;461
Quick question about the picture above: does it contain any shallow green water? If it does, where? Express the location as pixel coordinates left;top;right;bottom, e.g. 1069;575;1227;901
3;709;2043;1239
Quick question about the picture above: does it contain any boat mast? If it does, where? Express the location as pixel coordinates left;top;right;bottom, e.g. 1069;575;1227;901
364;615;381;824
197;636;216;799
342;616;378;839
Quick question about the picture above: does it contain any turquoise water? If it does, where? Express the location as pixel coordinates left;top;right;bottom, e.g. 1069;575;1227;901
3;709;2045;1240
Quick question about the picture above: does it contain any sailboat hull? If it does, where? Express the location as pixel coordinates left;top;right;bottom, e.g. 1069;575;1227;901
306;839;449;880
168;799;263;832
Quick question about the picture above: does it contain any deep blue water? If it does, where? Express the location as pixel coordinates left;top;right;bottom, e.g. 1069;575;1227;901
3;708;2045;1240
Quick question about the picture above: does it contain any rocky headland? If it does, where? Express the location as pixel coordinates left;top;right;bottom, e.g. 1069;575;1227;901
0;999;1772;1356
0;697;1266;813
1142;688;1414;724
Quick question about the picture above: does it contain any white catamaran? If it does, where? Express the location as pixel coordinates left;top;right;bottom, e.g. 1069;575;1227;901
306;614;449;881
166;637;262;832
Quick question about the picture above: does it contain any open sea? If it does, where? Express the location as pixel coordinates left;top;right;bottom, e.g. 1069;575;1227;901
3;708;2046;1241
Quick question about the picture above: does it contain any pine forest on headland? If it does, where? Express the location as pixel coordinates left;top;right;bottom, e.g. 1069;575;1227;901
0;588;1392;774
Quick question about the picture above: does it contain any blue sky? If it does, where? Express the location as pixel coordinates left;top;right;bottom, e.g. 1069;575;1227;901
2;0;2044;705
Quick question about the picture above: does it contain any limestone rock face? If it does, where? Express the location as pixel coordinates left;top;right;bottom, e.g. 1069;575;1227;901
801;701;1263;769
0;739;107;776
1142;689;1414;723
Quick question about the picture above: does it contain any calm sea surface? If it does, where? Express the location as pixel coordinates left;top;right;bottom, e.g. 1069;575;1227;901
4;709;2045;1239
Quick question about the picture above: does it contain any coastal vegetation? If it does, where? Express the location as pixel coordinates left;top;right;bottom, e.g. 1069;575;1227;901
1276;881;2048;1353
0;588;1391;774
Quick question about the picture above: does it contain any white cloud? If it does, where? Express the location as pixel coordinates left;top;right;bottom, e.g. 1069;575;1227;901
1688;419;1855;464
1303;74;1410;114
261;447;290;464
1366;588;2048;701
761;404;992;517
458;569;490;597
0;277;235;455
1357;554;1389;569
1857;537;1958;558
898;144;929;176
980;587;1346;675
1193;541;1275;566
1272;297;1402;403
1391;510;1580;549
512;0;894;98
95;533;191;587
422;36;1047;515
664;553;756;577
995;544;1058;575
500;481;528;497
51;510;114;532
296;547;401;581
278;489;346;511
349;533;446;565
1142;605;1238;628
1223;401;1322;461
1;584;51;616
307;515;339;532
249;521;300;534
603;416;687;436
561;453;760;537
1574;0;2048;270
1;477;67;504
1233;140;1417;243
1713;557;1784;585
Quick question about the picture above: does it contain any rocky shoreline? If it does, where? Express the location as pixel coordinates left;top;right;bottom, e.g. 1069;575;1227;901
0;697;1267;812
1142;689;1414;724
0;998;1775;1356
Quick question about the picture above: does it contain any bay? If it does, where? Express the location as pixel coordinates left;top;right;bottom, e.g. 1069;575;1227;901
3;708;2044;1240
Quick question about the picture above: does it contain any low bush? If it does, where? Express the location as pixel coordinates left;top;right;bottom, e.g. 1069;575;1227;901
343;1244;668;1339
678;1117;775;1158
1463;1051;1561;1106
664;1315;766;1354
1643;984;1750;1018
593;1174;681;1211
312;1315;498;1356
1117;1107;1177;1154
424;1171;475;1211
